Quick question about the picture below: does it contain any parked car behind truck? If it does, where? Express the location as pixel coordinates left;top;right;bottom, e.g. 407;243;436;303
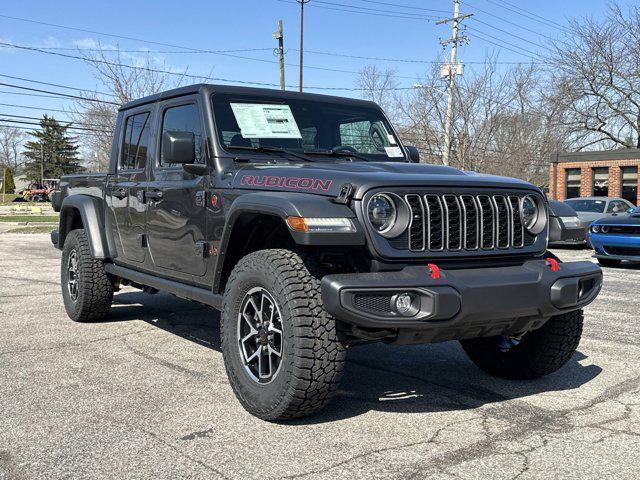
51;84;603;420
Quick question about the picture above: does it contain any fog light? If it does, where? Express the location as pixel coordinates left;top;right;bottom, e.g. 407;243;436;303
394;292;419;317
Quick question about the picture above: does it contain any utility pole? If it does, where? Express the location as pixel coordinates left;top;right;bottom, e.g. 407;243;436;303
273;20;286;90
436;0;472;166
297;0;310;93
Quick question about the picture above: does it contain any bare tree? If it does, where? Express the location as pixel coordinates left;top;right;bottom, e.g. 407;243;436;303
0;126;26;172
358;58;570;186
357;65;400;118
72;44;188;170
549;2;640;149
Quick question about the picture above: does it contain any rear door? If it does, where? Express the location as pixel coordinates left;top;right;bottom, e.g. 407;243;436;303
106;108;152;264
146;96;208;279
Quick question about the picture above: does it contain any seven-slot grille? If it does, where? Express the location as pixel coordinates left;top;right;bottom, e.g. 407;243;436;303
403;193;526;252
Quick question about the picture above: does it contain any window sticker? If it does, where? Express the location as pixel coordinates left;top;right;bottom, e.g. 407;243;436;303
230;103;302;139
385;146;403;158
387;134;397;145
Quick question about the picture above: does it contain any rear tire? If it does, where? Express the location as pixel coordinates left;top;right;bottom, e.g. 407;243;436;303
597;257;621;267
61;229;114;322
221;249;346;421
460;310;583;380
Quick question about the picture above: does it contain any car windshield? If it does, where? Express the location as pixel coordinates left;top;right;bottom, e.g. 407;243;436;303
211;93;405;161
565;199;606;213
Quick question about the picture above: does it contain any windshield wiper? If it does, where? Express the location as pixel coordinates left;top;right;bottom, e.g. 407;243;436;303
226;145;314;162
303;148;371;162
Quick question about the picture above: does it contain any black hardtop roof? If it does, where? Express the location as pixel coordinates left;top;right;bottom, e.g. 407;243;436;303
119;83;379;111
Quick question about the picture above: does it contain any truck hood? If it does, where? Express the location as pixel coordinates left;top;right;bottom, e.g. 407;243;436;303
230;161;539;199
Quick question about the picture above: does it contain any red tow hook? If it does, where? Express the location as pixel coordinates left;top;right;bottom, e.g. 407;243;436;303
546;258;560;272
427;263;441;279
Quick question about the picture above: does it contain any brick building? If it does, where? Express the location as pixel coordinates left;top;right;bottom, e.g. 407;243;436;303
548;150;640;205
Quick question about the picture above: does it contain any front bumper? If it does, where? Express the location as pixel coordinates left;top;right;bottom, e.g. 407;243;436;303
591;232;640;261
548;226;587;246
321;259;602;344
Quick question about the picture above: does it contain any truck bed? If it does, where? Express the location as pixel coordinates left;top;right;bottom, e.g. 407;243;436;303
51;173;107;212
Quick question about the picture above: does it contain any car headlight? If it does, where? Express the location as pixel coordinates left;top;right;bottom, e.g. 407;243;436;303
367;193;396;234
366;192;411;238
591;225;600;233
520;195;546;235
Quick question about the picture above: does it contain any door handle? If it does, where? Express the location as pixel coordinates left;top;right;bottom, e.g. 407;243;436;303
146;190;163;201
113;188;127;199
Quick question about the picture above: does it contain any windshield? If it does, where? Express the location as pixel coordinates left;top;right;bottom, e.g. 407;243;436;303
211;93;405;161
565;199;605;213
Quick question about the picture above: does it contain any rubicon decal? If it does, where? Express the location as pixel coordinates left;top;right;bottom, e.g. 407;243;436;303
240;175;333;191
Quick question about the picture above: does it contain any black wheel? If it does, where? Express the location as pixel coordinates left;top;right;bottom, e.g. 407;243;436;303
597;257;621;267
61;229;114;322
221;249;346;421
460;310;584;380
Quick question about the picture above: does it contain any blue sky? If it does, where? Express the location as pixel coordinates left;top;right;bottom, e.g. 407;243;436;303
0;0;629;128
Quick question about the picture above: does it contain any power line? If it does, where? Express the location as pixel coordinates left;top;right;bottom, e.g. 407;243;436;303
0;113;109;129
0;118;109;133
0;73;115;98
485;0;569;32
308;0;438;19
0;40;408;92
351;0;449;14
0;13;214;53
463;1;560;41
0;102;113;117
275;0;434;20
471;18;551;51
0;81;120;105
466;27;544;60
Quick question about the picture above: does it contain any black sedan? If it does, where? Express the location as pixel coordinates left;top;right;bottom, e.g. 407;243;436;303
548;200;588;247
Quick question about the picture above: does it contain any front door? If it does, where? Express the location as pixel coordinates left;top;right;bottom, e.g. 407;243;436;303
146;97;208;279
106;109;152;264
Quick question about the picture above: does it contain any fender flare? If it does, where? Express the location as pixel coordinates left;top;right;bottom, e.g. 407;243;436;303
212;192;365;293
58;195;113;259
221;191;365;249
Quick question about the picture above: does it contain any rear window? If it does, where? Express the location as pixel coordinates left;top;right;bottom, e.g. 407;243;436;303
120;112;151;170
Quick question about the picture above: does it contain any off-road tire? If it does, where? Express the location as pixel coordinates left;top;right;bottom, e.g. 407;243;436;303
221;249;346;421
597;258;621;268
460;309;584;380
61;228;114;322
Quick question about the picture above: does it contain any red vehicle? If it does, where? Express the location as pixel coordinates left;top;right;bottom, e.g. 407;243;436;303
18;180;58;202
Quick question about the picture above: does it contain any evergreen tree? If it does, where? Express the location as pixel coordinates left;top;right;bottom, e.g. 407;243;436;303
23;115;83;181
2;167;15;194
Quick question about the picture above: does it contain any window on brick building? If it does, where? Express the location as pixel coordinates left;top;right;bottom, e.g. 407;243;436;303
592;167;609;196
565;169;581;198
621;167;638;205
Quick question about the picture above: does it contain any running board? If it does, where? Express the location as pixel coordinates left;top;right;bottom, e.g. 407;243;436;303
105;264;222;309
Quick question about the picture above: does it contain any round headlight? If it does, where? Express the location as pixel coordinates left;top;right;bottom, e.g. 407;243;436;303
519;195;546;235
521;195;538;230
601;225;609;233
591;225;600;233
367;193;396;234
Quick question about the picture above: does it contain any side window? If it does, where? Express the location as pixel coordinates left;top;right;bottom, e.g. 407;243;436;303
160;103;203;166
120;112;151;170
608;200;625;213
338;120;392;154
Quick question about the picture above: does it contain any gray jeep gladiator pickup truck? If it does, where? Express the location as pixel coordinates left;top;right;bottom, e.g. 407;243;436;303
51;84;602;420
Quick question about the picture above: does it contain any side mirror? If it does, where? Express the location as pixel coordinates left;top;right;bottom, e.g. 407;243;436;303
162;131;195;164
627;207;635;214
405;145;420;163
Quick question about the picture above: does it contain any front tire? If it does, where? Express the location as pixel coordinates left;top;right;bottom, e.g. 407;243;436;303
221;249;346;421
61;229;114;322
460;310;584;380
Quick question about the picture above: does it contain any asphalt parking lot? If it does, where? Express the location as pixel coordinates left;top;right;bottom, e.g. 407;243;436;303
1;234;639;479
